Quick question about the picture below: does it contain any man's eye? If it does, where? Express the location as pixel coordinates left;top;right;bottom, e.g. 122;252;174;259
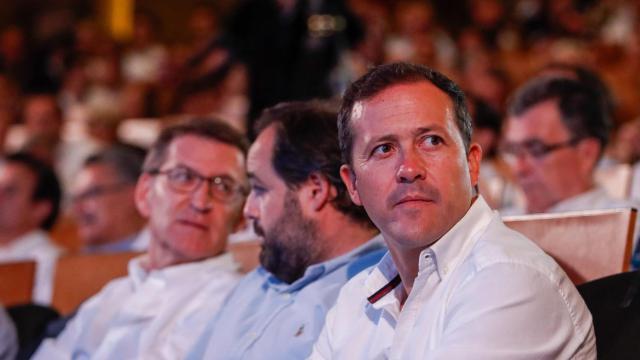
170;170;196;184
213;178;234;194
371;144;392;156
250;184;267;195
422;135;443;147
525;142;549;157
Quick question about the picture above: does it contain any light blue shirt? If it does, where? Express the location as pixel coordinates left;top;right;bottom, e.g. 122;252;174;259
187;235;386;360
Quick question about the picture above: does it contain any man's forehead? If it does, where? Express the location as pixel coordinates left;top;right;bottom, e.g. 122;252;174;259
506;100;569;140
165;135;245;175
76;164;119;186
351;82;456;136
248;126;277;170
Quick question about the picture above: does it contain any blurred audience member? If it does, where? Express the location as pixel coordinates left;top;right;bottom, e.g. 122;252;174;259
121;10;168;85
188;101;384;359
0;152;62;304
0;304;17;360
19;93;97;192
470;97;521;209
34;119;247;358
501;76;621;214
604;118;640;167
70;145;148;254
501;76;640;266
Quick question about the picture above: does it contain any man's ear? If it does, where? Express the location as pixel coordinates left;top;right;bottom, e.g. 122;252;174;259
577;138;601;175
339;164;361;206
467;143;483;188
299;172;333;212
134;173;153;218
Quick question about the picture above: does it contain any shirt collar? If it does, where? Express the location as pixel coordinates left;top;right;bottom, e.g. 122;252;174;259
547;186;610;213
426;196;494;279
264;234;386;293
365;196;495;306
128;252;237;290
0;229;52;255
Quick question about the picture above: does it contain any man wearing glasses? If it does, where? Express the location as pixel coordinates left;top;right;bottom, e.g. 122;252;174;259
70;145;149;254
500;76;630;215
501;76;640;268
34;119;247;358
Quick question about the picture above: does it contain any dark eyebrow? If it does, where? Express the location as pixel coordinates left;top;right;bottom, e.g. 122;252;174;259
412;126;446;137
368;126;446;145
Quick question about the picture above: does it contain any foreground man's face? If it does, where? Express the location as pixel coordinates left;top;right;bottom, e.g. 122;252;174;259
342;81;480;251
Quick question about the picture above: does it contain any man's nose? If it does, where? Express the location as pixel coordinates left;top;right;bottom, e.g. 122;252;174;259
396;150;426;183
190;181;214;212
508;151;534;178
243;192;258;221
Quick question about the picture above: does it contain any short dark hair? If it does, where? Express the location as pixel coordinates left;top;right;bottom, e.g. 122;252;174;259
142;118;249;172
84;144;147;184
4;152;61;230
338;62;472;165
255;100;373;227
540;62;615;119
507;76;611;151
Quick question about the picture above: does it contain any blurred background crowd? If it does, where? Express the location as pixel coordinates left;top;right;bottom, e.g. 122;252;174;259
0;0;639;250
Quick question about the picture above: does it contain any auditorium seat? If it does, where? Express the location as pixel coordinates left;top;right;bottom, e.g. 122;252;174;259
578;270;640;359
0;260;36;306
503;207;637;285
51;252;140;314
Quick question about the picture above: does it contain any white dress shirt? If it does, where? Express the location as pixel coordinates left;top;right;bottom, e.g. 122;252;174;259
0;230;62;304
311;197;595;359
33;253;241;360
501;186;639;216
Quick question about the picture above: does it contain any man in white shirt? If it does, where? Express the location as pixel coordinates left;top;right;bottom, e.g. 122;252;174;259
0;152;63;304
501;76;640;267
500;75;633;215
34;119;248;359
311;62;595;359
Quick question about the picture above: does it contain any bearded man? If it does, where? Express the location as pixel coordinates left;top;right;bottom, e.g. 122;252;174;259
187;101;385;360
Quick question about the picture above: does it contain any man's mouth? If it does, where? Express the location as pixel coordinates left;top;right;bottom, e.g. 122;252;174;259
178;219;209;231
394;194;435;207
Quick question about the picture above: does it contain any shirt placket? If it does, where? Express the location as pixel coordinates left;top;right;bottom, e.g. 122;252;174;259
390;251;440;359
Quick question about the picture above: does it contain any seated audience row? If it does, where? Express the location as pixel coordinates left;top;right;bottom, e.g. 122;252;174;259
7;61;640;358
